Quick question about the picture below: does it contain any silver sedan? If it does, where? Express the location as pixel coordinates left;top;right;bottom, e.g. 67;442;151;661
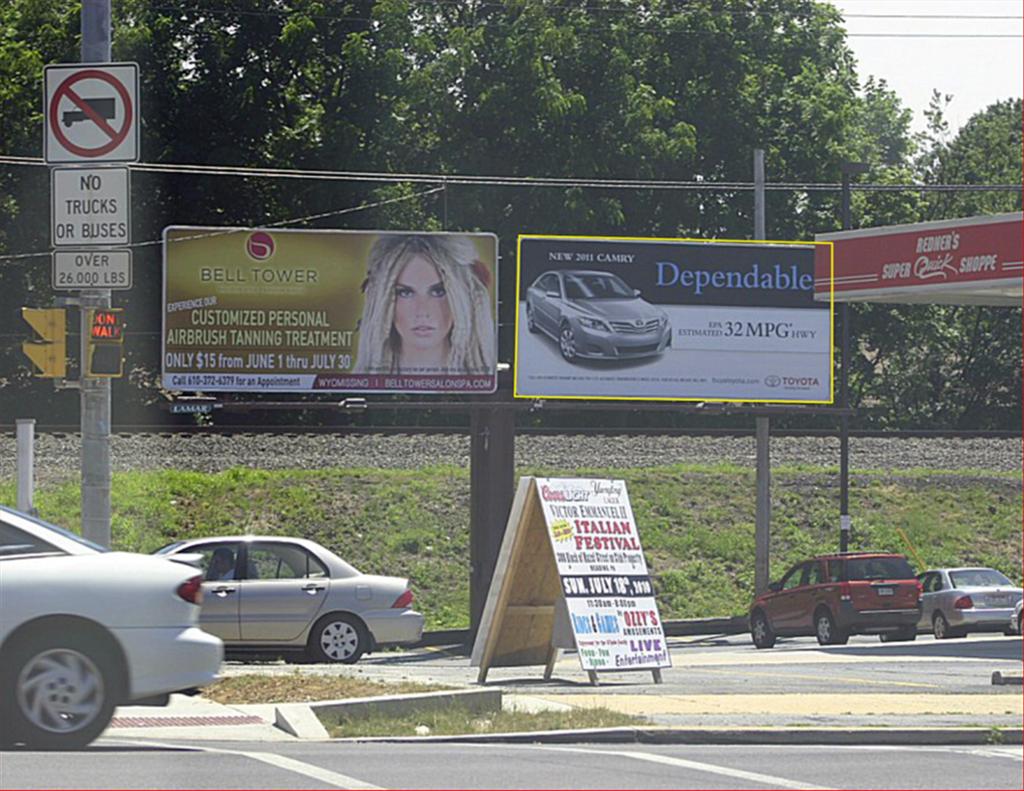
917;567;1022;639
156;536;424;663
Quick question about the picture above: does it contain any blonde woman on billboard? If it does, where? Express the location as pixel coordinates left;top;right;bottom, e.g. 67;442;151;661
354;234;495;375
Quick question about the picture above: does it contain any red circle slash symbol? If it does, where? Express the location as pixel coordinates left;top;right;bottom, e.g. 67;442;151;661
49;69;133;158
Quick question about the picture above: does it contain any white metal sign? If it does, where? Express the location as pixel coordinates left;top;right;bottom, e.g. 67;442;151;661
44;63;139;163
53;250;132;291
51;166;130;247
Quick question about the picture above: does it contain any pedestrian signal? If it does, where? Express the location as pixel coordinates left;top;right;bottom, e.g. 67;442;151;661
22;307;67;378
86;308;124;378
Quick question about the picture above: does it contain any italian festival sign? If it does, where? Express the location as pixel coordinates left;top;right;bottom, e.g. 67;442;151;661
537;477;670;673
163;227;498;394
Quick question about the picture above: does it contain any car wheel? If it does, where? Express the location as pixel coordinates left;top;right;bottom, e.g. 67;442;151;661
932;612;963;639
558;323;578;362
815;609;848;646
307;613;368;664
526;303;538;333
1;627;118;749
750;610;776;649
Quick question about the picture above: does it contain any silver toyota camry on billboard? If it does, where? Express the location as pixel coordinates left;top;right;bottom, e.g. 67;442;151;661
525;270;671;362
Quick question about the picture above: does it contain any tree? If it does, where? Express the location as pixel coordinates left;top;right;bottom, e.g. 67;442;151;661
849;97;1022;429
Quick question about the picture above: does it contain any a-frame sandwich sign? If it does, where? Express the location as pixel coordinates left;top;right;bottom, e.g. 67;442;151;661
471;476;670;685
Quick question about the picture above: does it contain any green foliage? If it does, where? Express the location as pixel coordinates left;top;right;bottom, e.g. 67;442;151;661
4;464;1018;629
0;1;1018;430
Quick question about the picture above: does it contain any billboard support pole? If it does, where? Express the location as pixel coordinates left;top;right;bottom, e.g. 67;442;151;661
79;0;113;547
469;404;516;641
838;162;868;554
753;148;771;595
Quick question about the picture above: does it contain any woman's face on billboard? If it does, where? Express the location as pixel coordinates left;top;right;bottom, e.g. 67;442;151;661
392;253;453;365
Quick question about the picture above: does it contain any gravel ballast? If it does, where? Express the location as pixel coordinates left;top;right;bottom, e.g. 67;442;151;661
0;432;1018;489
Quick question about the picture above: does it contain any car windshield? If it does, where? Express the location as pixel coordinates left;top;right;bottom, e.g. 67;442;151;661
845;556;914;581
563;273;635;300
950;569;1012;588
0;506;107;555
153;541;186;555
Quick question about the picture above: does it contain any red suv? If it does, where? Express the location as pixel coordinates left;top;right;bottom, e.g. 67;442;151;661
749;552;922;648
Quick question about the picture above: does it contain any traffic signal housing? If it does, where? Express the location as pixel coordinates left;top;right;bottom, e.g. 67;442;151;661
22;307;67;378
86;308;125;378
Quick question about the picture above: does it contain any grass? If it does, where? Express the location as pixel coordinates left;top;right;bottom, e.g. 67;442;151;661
1;463;1019;630
201;673;449;705
323;705;646;738
202;673;645;739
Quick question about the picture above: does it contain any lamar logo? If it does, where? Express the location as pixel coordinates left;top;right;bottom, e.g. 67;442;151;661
764;375;782;387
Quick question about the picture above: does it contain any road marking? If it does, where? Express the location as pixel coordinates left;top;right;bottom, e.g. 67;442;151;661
233;750;383;789
109;739;383;789
541;745;831;790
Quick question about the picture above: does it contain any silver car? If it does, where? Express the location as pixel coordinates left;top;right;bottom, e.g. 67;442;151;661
525;270;670;362
157;536;424;663
917;567;1022;639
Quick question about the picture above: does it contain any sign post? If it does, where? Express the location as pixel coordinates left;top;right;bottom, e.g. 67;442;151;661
42;1;138;546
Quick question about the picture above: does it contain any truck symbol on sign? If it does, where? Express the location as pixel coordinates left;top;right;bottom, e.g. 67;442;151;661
62;97;115;127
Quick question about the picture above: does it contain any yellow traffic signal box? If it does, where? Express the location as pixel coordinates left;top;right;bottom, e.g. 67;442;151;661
22;307;67;378
86;308;125;378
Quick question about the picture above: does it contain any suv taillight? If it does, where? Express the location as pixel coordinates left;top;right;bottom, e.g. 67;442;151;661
839;582;852;602
391;589;414;609
177;575;204;605
953;595;974;610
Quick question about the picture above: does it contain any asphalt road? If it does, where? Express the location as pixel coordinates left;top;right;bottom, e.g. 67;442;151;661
2;740;1021;790
2;633;1020;789
222;631;1023;696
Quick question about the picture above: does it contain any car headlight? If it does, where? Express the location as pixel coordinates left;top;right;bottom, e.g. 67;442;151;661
578;317;611;332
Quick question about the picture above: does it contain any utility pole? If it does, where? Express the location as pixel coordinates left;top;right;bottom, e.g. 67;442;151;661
838;161;869;553
80;0;113;546
753;148;770;595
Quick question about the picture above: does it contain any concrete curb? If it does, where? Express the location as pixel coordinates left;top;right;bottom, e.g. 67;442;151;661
327;725;1024;746
274;704;331;739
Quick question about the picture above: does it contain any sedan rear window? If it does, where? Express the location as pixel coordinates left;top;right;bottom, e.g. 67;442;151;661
950;569;1012;588
844;556;915;581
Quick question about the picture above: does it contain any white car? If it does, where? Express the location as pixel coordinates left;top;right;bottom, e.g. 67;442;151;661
157;535;425;663
0;507;223;748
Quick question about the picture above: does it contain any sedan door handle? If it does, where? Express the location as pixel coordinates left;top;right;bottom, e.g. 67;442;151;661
301;583;326;594
213;585;237;597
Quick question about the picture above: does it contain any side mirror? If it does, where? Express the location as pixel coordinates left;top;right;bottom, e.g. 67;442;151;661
768;581;782;592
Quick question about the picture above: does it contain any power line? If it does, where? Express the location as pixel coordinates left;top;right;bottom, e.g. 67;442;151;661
0;185;445;264
141;4;1022;38
1;155;1018;194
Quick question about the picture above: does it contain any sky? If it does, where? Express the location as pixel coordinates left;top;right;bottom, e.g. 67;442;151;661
831;0;1022;136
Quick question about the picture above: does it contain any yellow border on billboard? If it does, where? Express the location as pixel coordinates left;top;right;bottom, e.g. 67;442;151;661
513;234;835;405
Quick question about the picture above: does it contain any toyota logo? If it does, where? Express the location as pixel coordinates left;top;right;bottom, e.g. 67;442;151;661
765;375;782;387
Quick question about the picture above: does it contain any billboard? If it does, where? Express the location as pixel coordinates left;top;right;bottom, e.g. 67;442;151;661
515;235;832;403
163;228;498;394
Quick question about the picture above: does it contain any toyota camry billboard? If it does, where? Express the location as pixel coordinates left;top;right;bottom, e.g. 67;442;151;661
515;235;832;403
163;227;498;394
